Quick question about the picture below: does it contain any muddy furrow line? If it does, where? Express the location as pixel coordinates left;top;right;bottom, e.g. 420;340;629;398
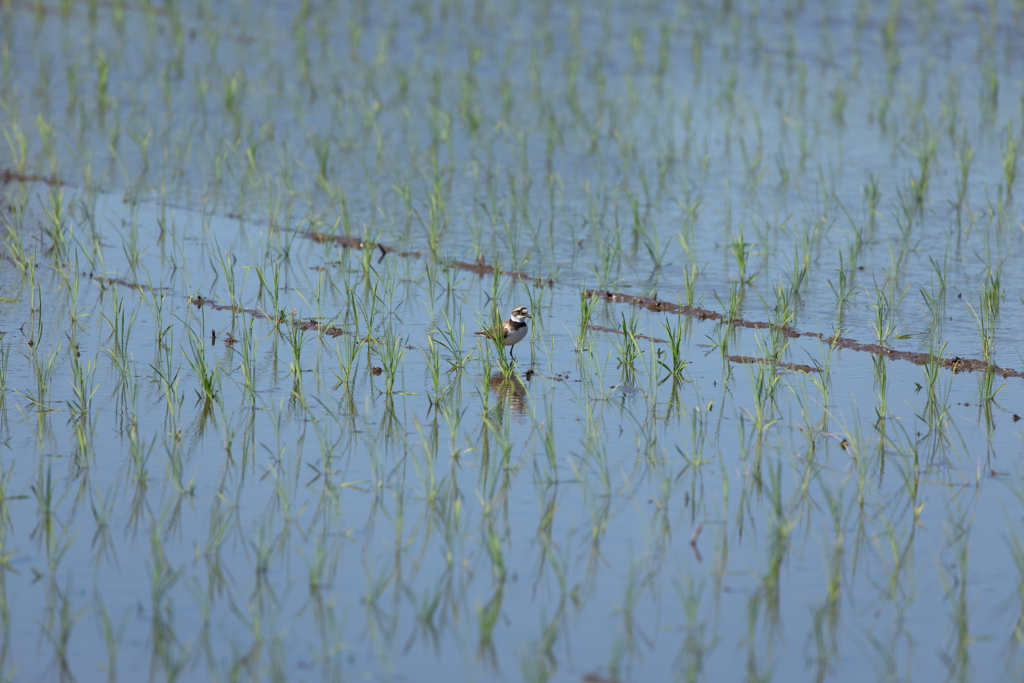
726;355;822;374
2;168;68;188
90;276;354;341
304;231;555;287
586;288;1024;380
188;294;356;340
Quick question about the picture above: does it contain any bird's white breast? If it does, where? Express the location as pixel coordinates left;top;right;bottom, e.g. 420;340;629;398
504;324;528;346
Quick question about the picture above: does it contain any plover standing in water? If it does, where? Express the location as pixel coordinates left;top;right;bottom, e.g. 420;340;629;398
475;305;531;360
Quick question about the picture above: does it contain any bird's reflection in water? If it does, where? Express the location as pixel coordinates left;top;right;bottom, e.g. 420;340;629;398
487;371;529;417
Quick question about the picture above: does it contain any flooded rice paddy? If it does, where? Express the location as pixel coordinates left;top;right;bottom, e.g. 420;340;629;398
2;0;1024;680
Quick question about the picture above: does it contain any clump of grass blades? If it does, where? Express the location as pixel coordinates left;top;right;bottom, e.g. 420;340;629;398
658;318;689;381
432;309;473;371
374;326;406;394
613;310;641;370
571;288;598;352
183;325;219;401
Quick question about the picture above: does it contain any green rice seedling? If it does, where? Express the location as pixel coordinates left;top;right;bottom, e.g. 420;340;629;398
151;336;183;436
127;125;152;171
907;120;939;208
638;214;670;271
728;221;755;284
139;284;171;349
61;254;89;329
42;186;71;264
591;226;623;290
713;282;743;323
310;132;331;183
95;49;110;116
417;190;449;258
612;309;641;370
222;69;246;132
67;355;97;426
357;227;383;279
965;299;995;364
831;76;847;125
374;326;406;395
2;199;32;278
918;270;947;340
35;113;55;172
374;260;402;318
18;345;60;412
354;279;381;344
763;287;794;363
333;332;361;389
477;309;517;379
432;309;473;371
28;279;43;331
633;335;662;407
212;242;240;310
804;334;837;406
827;249;857;313
423;338;445;407
251;257;284;323
499;211;529;271
789;376;826;453
705;321;730;358
744;340;782;436
573;288;598;351
182;322;219;402
104;295;136;385
281;319;311;380
2;120;27;175
870;281;901;348
981;267;1002;317
658;318;690;381
423;257;441;305
1002;125;1019;196
787;243;810;294
980;59;998;116
0;340;9;399
683;264;699;306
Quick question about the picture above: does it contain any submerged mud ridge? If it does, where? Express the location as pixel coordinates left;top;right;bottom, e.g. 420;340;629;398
88;278;352;339
726;355;821;374
91;276;168;292
189;294;351;338
585;323;819;373
2;168;68;188
304;230;555;287
587;288;1024;380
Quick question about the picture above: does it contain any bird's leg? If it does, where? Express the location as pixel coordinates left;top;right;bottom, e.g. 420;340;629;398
509;345;516;362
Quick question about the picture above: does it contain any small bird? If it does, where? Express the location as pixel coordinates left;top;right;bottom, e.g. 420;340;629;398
475;305;531;361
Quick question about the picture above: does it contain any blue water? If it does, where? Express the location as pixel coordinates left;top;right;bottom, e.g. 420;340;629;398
0;0;1023;681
